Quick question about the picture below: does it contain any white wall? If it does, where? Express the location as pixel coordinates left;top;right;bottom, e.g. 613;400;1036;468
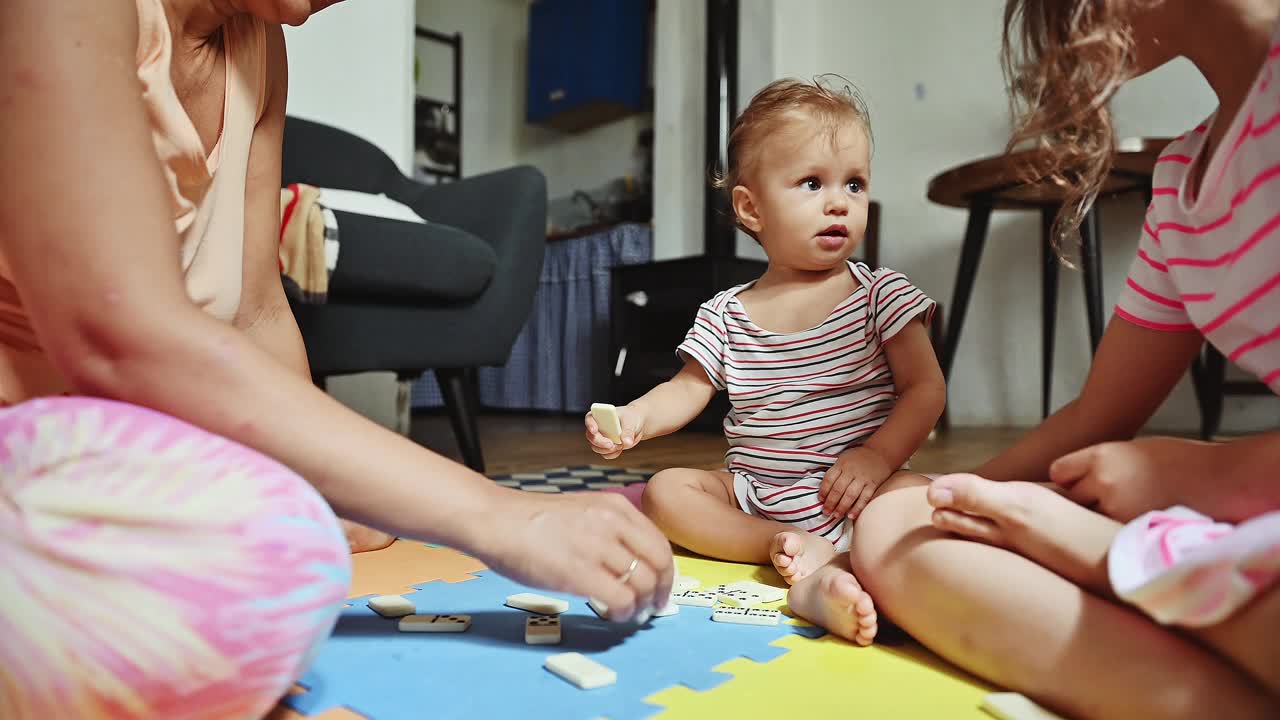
776;0;1280;432
652;0;707;259
415;0;650;200
283;0;416;174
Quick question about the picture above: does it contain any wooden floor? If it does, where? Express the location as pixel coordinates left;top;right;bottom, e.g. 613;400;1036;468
410;411;1029;476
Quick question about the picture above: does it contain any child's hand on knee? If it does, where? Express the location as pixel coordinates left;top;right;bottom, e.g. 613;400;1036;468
584;404;645;460
820;447;893;521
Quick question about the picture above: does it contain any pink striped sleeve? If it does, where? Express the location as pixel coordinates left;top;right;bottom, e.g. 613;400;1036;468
1116;209;1195;332
676;300;729;390
869;268;936;344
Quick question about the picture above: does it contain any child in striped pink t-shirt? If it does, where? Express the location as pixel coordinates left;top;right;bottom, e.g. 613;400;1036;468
935;14;1280;628
584;78;946;646
912;1;1280;711
1118;47;1280;392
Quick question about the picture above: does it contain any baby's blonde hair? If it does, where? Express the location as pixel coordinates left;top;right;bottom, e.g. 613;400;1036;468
714;76;872;238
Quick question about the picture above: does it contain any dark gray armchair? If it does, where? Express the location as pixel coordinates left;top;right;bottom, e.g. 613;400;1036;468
281;116;547;472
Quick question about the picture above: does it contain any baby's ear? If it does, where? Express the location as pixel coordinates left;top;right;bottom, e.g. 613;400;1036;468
731;185;762;233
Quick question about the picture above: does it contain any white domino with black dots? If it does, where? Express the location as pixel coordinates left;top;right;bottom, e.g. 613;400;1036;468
711;606;781;626
398;614;472;633
525;614;561;645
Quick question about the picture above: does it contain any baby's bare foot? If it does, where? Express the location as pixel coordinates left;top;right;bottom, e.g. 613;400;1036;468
788;557;877;645
770;530;838;585
927;473;1122;591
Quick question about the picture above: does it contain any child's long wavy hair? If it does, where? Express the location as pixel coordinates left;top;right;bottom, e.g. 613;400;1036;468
1003;0;1144;252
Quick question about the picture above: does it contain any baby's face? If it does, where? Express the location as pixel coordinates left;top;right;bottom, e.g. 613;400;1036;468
741;113;871;272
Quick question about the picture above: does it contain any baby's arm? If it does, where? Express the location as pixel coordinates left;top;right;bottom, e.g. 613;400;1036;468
820;321;944;519
861;320;946;469
586;360;717;457
629;359;719;438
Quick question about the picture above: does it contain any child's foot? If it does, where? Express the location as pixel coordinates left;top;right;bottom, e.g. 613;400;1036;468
787;556;877;645
770;531;838;585
927;473;1122;591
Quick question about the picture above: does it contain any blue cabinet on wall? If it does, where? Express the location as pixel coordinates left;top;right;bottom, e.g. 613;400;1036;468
527;0;650;132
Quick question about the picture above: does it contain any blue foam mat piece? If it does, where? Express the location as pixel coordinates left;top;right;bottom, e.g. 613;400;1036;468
285;569;824;720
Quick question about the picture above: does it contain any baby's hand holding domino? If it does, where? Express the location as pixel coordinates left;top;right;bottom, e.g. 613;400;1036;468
584;403;645;460
820;446;893;520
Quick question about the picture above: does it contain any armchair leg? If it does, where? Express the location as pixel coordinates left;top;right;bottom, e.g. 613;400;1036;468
436;368;486;473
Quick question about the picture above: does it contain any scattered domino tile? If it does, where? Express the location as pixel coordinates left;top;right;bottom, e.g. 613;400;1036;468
366;595;415;618
673;575;701;593
587;596;656;624
672;590;718;607
589;403;623;443
505;592;570;615
587;596;609;618
652;596;680;617
544;652;617;690
711;606;781;626
980;693;1067;720
397;614;471;633
525;614;562;645
724;580;787;603
716;588;764;607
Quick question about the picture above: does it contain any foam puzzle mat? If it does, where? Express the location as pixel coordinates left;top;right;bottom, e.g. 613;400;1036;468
276;541;994;719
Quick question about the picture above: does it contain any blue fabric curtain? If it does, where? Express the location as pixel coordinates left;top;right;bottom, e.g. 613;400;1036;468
412;223;653;413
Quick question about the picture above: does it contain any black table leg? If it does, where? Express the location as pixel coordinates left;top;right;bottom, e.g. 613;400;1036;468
1080;205;1104;352
940;201;993;382
1041;208;1060;418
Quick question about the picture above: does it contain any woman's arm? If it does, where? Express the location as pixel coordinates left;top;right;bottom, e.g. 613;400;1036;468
235;24;310;378
0;0;672;616
975;316;1205;482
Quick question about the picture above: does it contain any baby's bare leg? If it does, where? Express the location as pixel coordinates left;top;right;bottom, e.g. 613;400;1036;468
852;483;1277;719
641;468;792;562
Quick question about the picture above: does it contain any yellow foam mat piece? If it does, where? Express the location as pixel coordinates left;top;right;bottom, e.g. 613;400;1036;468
649;552;994;718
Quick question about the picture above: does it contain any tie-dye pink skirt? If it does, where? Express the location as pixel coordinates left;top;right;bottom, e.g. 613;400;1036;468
0;397;351;719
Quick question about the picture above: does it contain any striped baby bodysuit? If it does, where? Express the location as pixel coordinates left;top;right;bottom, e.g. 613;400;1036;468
676;260;935;549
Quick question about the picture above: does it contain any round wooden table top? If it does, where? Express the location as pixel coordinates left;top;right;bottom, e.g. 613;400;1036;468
926;137;1174;210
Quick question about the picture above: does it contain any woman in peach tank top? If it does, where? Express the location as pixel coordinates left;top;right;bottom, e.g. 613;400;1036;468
0;2;673;717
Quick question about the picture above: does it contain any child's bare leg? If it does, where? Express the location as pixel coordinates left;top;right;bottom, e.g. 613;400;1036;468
929;473;1280;695
642;468;877;642
641;468;827;565
927;474;1120;593
1198;585;1280;695
851;484;1277;720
